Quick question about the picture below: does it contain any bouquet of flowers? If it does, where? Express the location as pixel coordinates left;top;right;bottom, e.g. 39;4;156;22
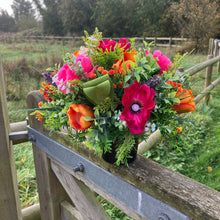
34;29;196;166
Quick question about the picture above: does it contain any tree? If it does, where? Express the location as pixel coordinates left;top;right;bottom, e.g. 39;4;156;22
58;0;96;35
12;0;34;22
93;0;141;37
0;9;16;32
33;0;64;35
92;0;175;37
11;0;37;31
137;0;176;37
170;0;220;50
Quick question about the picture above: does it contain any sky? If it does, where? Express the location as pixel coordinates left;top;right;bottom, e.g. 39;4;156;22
0;0;13;15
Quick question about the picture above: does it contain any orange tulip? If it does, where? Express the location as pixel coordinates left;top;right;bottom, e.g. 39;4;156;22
113;51;136;74
67;104;95;130
173;87;196;114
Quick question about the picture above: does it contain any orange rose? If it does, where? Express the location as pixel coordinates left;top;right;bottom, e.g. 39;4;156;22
67;104;95;130
113;51;136;74
173;87;196;114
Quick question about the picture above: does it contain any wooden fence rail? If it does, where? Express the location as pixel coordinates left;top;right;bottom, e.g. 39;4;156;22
1;34;189;48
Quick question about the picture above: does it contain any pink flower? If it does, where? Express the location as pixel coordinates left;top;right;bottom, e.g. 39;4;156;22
56;63;81;94
118;38;131;51
98;38;131;52
98;39;117;52
153;50;172;75
145;50;150;56
75;54;95;78
120;81;156;134
56;55;96;93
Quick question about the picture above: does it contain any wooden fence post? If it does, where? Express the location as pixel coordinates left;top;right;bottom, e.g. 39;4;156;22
217;41;220;74
208;38;214;55
154;37;157;46
0;56;22;220
214;40;218;57
169;37;172;48
27;91;73;220
205;55;214;104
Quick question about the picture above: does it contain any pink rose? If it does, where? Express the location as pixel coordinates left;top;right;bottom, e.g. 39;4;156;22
56;63;81;94
153;50;172;75
56;55;95;93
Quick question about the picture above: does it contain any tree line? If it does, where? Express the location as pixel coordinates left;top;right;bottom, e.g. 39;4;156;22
0;0;220;46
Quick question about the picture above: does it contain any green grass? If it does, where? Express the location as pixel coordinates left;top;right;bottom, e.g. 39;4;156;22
13;142;38;208
0;40;80;62
145;56;220;192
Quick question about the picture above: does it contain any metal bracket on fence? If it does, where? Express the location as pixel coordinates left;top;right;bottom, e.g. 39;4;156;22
27;126;189;220
9;131;28;143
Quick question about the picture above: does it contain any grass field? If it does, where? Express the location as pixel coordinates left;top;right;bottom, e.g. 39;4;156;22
1;40;220;217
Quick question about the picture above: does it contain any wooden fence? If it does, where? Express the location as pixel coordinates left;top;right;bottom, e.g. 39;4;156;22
1;40;220;219
1;34;188;48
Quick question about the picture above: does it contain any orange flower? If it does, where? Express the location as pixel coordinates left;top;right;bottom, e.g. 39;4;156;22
177;127;182;133
166;81;182;88
67;104;95;130
173;87;196;114
90;73;96;78
98;66;104;72
69;50;80;58
102;70;108;75
113;51;136;74
36;112;43;121
108;69;115;75
38;101;43;107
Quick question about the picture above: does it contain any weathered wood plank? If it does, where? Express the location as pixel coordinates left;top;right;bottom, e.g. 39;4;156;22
27;90;72;220
10;120;27;132
194;77;220;104
51;161;111;220
185;55;220;76
205;55;214;103
61;201;83;220
51;158;145;220
9;130;28;145
21;204;41;220
0;55;22;220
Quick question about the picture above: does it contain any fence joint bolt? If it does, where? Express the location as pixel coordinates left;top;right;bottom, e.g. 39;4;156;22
158;213;170;220
73;163;84;172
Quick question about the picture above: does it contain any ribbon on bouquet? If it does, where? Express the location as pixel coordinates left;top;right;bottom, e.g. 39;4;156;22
82;74;114;105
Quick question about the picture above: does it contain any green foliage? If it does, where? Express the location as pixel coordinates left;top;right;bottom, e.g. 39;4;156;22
33;0;64;35
97;196;132;220
83;28;102;48
115;132;136;166
92;46;123;70
58;0;96;35
13;142;38;208
170;0;220;51
0;9;16;32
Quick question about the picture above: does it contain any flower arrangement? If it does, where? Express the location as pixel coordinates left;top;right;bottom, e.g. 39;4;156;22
34;28;196;166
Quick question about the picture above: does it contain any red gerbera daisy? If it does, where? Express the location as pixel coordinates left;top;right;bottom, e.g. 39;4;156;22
120;81;156;134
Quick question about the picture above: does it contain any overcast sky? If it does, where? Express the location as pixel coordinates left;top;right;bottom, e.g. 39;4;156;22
0;0;13;15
